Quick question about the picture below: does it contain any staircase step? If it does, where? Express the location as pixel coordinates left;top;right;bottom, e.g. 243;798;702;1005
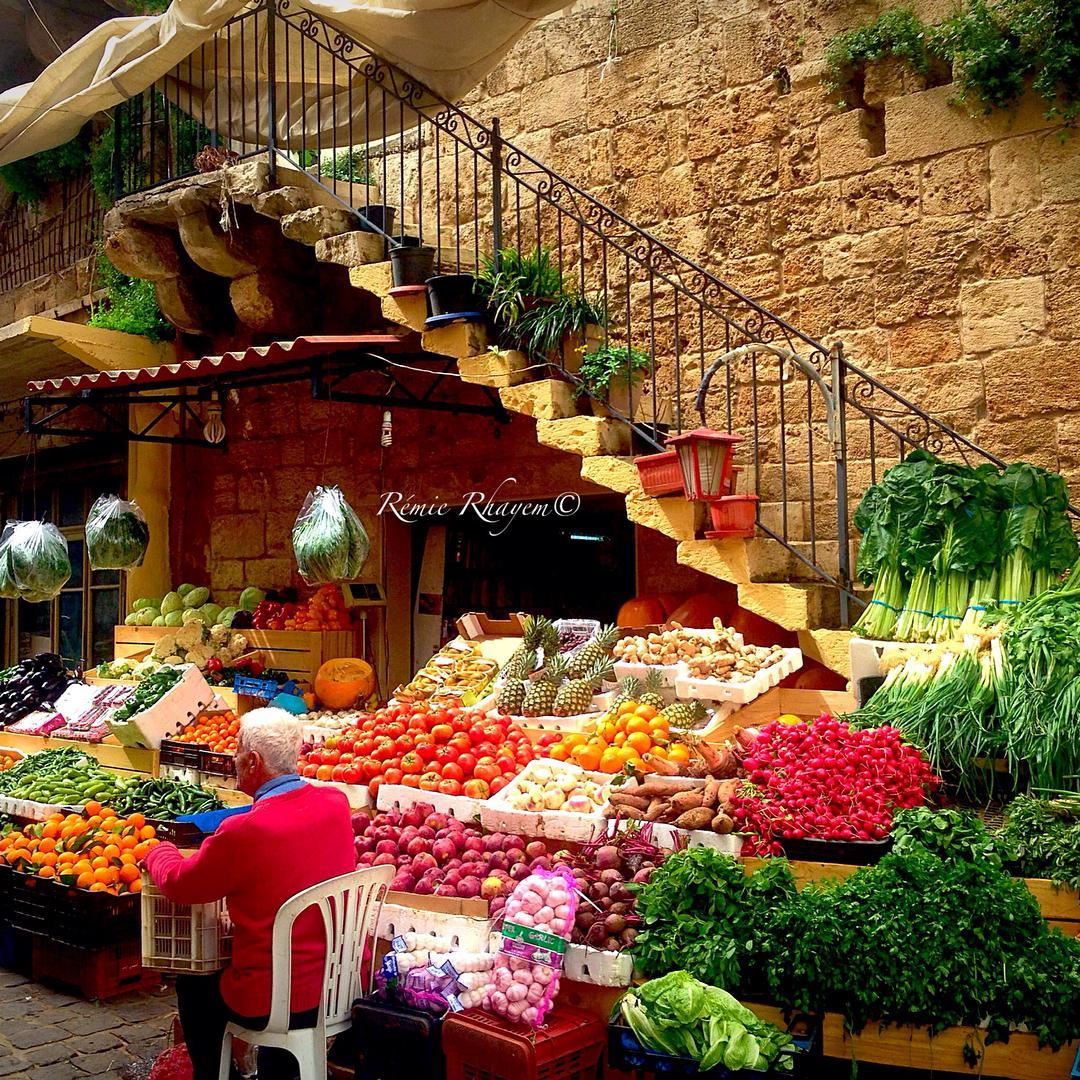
535;416;629;457
501;380;580;421
316;230;385;267
677;538;751;586
458;349;530;388
252;186;319;220
580;456;642;495
280;206;358;245
798;628;853;681
738;581;844;632
346;262;428;331
422;321;490;359
625;494;704;541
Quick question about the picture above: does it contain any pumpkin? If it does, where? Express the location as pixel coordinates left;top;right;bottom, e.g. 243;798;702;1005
617;595;667;628
666;590;736;628
314;658;375;710
656;593;687;618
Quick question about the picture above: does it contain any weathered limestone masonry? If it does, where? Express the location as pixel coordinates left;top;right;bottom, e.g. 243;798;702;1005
460;0;1080;485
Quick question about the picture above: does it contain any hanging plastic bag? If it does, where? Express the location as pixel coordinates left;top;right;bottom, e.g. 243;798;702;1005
85;494;150;571
0;520;71;601
291;486;370;584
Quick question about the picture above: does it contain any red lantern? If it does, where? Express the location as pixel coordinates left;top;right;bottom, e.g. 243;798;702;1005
665;428;743;501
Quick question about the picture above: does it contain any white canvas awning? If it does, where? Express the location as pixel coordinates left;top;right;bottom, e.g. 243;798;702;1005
0;0;568;166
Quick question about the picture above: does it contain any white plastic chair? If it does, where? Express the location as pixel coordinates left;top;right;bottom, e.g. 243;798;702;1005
217;865;393;1080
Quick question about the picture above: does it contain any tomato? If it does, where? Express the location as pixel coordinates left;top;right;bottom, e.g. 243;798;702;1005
307;751;323;766
338;752;354;764
416;743;439;764
435;748;458;768
400;752;424;775
383;767;404;786
489;775;508;794
355;739;375;757
468;726;488;746
456;752;477;776
371;744;395;762
462;779;490;799
316;764;334;781
402;774;421;788
474;763;501;784
431;724;454;743
437;779;462;796
449;734;472;754
342;766;361;785
419;771;442;792
301;764;318;778
408;715;429;731
451;716;471;733
495;755;516;773
331;765;346;782
475;743;498;760
516;748;533;764
440;762;465;782
367;776;384;798
384;722;406;740
361;760;383;782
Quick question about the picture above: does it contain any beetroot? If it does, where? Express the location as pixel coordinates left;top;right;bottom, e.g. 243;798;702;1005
595;845;622;872
632;867;655;884
599;868;623;888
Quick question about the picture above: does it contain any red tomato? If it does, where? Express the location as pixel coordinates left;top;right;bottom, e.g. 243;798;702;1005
474;763;500;784
495;755;515;773
367;776;384;798
400;752;424;775
419;771;442;791
361;761;383;782
385;722;406;740
355;739;375;757
451;716;471;733
489;775;508;794
456;752;477;776
331;765;346;782
371;744;395;762
402;774;421;788
307;751;323;766
468;727;488;746
462;779;490;799
449;734;472;754
342;766;361;785
431;724;454;743
435;748;458;768
408;715;429;731
441;762;465;783
383;767;404;786
301;764;318;778
438;779;462;796
416;743;439;764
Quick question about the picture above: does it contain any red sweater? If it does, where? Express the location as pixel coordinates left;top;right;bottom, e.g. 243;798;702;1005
145;783;355;1017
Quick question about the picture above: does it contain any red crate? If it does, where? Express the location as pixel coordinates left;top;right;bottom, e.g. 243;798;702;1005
633;450;682;497
442;1005;604;1080
31;936;160;1000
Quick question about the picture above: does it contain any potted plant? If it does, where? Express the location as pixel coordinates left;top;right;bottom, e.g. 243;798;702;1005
425;273;486;324
475;245;564;347
390;242;435;287
578;344;652;419
518;292;606;372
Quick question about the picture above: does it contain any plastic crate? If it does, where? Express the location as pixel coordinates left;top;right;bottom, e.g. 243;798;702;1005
140;879;232;972
233;673;298;700
199;748;237;776
352;999;445;1080
31;935;158;1000
442;1005;604;1080
777;836;893;865
159;738;204;770
7;870;140;948
0;924;31;974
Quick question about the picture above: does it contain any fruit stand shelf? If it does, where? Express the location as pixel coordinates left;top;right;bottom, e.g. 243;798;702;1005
114;627;361;687
741;858;1080;932
0;732;157;776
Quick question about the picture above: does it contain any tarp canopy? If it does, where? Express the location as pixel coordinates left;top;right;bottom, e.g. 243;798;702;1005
0;0;569;166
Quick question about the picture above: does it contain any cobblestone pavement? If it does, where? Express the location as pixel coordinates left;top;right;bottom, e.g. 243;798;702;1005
0;968;176;1079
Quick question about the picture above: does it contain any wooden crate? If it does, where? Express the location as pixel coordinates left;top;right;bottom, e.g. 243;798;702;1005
0;731;157;777
114;627;361;688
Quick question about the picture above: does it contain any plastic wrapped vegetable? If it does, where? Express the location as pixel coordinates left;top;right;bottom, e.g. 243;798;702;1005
292;486;370;584
0;520;71;601
85;494;150;571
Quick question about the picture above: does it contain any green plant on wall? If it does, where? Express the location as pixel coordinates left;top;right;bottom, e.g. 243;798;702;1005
825;0;1080;126
88;250;173;342
578;343;651;400
0;130;92;206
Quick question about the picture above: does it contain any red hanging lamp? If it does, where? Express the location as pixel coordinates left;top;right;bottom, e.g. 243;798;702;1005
665;428;743;502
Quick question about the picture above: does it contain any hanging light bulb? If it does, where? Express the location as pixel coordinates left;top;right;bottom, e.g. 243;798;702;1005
380;409;393;448
203;402;226;445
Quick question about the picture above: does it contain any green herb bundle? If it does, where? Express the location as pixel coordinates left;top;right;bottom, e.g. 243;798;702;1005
291;486;370;585
999;794;1080;889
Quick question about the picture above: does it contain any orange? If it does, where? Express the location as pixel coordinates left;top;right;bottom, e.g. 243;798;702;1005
91;856;109;870
119;835;137;850
617;701;638;716
127;878;142;894
626;731;652;754
548;744;569;761
616;746;638;764
633;703;658;721
668;744;691;764
625;716;651;735
93;867;113;884
597;721;618;743
100;808;117;820
119;864;140;884
76;871;95;889
39;852;57;868
38;865;55;879
598;748;623;774
126;813;146;829
102;844;120;861
648;717;670;733
562;732;587;749
613;731;627;746
570;744;602;771
649;744;669;760
83;801;102;817
88;882;107;892
120;852;137;866
41;823;59;840
73;860;93;876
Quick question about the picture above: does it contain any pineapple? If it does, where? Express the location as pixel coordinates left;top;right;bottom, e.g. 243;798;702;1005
496;678;528;715
611;676;641;710
659;699;707;729
553;659;614;717
637;669;666;710
566;624;619;678
522;656;566;717
538;617;561;663
503;647;537;681
505;616;546;676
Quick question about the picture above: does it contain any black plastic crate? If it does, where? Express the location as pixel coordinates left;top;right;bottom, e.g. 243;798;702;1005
146;817;205;847
199;749;236;777
607;1013;817;1078
0;924;31;974
7;870;140;948
351;999;444;1080
777;836;893;865
159;738;204;769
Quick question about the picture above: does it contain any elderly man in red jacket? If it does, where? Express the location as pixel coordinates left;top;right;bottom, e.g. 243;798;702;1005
146;707;356;1080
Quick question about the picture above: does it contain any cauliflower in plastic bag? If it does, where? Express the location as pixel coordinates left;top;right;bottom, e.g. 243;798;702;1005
184;645;213;670
209;625;230;649
175;623;205;652
151;634;178;661
227;633;249;660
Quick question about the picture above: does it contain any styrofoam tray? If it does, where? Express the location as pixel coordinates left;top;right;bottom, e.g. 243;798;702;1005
107;665;216;749
480;760;616;843
309;778;373;808
611;661;683;688
376;782;484;822
634;821;743;855
0;794;65;821
564;944;634;988
675;648;802;704
377;903;493;952
502;708;603;733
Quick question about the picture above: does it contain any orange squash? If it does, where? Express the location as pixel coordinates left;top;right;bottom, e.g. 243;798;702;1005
314;658;375;710
617;595;667;628
666;590;736;628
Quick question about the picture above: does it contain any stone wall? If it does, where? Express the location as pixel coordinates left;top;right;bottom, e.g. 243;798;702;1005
452;0;1080;513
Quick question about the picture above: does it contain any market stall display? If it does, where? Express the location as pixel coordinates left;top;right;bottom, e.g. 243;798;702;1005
123;582;236;629
0;654;73;726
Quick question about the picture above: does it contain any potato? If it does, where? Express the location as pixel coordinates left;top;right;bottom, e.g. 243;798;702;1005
712;813;734;834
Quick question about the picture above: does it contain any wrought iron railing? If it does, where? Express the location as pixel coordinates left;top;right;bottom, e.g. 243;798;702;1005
108;0;1048;621
0;176;101;296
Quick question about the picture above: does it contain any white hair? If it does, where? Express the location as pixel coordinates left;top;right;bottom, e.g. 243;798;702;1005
239;708;302;775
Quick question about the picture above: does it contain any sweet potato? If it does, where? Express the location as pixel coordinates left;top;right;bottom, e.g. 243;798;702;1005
716;779;741;808
643;752;681;776
701;778;721;810
644;798;670;822
608;792;651;811
673;807;715;830
711;813;734;834
669;789;705;813
633;780;688;799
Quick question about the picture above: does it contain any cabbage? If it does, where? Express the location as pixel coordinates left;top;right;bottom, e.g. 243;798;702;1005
124;611;141;626
85;494;149;571
183;587;210;609
135;608;158;626
0;521;72;602
177;583;196;597
292;486;370;585
152;615;167;627
182;608;208;625
160;591;184;615
164;610;184;627
132;596;161;611
200;603;222;625
217;606;239;628
238;587;265;611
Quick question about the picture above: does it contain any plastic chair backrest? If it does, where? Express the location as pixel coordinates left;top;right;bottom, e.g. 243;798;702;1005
263;865;393;1035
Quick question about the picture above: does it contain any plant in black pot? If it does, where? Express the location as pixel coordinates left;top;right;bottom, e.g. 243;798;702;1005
390;243;435;288
475;245;564;347
578;343;652;419
425;272;486;326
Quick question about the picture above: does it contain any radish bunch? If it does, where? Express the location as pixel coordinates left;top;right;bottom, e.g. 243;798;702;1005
484;868;577;1027
732;715;938;854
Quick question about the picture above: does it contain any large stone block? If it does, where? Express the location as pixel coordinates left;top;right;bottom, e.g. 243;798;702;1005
422;321;490;359
887;318;962;369
841;164;920;232
863;57;928;108
770;183;846;244
458;349;529;388
223;160;272;203
1046;269;1080;341
884;84;1056;162
618;0;697;51
798;279;876;333
920;148;989;216
985;342;1076;420
1039;132;1080;204
280;206;358;246
175;203;257;278
820;227;904;281
676;538;751;585
580;455;642;495
521;69;588;132
625;493;702;540
535;416;630;456
723;12;774;86
102;225;182;282
154;275;224;335
252;186;317;220
500;380;580;421
210;513;264;559
708;142;779;203
971;416;1059;469
317;230;388;268
959;276;1045;352
797;628;852;679
348;261;393;298
230;270;311;335
905;215;982;275
819;109;881;179
988;135;1041;217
